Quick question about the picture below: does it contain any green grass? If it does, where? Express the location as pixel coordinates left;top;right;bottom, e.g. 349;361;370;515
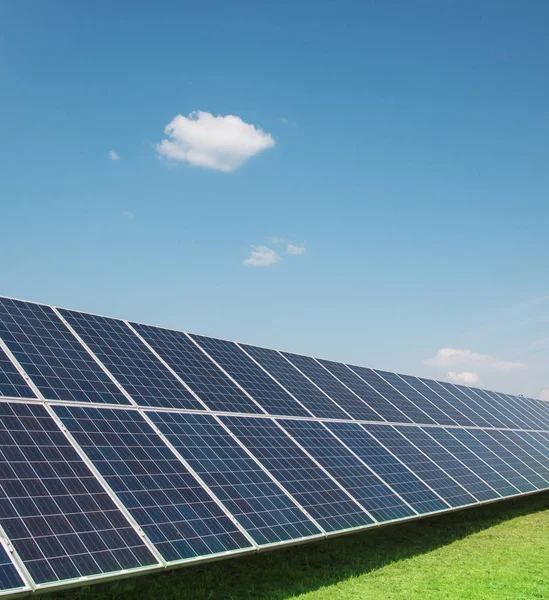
46;492;549;600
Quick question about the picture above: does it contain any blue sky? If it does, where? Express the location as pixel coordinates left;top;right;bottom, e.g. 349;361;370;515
1;1;548;398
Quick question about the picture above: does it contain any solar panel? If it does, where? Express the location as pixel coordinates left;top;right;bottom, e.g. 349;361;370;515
0;346;35;399
277;419;416;522
146;411;323;545
58;310;204;411
220;415;375;533
1;294;549;597
53;406;254;563
396;374;474;426
189;335;308;417
130;324;263;414
0;299;128;405
317;360;409;423
238;345;348;419
347;367;436;424
325;421;448;514
363;424;476;508
0;544;25;593
0;402;157;585
280;353;382;421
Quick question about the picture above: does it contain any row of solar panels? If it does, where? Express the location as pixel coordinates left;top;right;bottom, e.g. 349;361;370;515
1;297;548;430
1;400;549;597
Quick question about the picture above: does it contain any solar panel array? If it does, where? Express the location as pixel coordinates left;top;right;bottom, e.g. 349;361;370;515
0;295;548;597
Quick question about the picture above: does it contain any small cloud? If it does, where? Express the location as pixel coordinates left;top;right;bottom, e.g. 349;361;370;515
109;150;120;161
448;371;480;385
424;348;527;372
243;245;280;267
279;117;297;126
540;389;549;401
122;210;134;220
286;244;305;255
157;111;275;173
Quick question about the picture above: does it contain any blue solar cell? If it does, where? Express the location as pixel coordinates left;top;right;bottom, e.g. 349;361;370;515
318;360;408;423
147;411;322;545
347;367;435;424
190;336;308;417
433;382;492;427
447;428;534;493
416;379;487;427
54;406;254;563
363;424;476;508
374;371;453;425
325;421;448;515
468;430;546;490
475;389;528;429
0;298;129;404
395;426;498;502
58;310;204;411
239;345;348;419
220;416;374;533
0;346;35;399
396;375;473;426
281;353;382;421
422;428;517;497
452;386;508;428
0;402;157;584
512;431;549;472
0;544;25;592
496;431;549;483
492;392;543;430
278;419;416;522
131;324;262;414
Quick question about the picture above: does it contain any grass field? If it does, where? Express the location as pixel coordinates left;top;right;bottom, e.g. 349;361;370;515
46;492;549;600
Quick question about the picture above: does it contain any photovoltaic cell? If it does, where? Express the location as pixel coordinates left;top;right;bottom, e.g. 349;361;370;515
474;389;526;429
0;347;35;399
0;298;128;405
395;426;498;502
147;411;322;545
511;431;549;472
131;324;262;415
239;345;348;419
434;382;492;427
453;386;507;428
496;431;549;482
375;371;455;425
0;545;25;592
54;406;253;563
497;394;545;430
422;428;516;498
318;360;407;423
281;354;381;421
325;421;448;515
189;335;307;417
278;419;416;522
396;375;473;426
221;416;374;533
363;424;476;508
0;403;156;585
468;430;546;490
348;367;436;424
58;310;203;411
447;428;535;493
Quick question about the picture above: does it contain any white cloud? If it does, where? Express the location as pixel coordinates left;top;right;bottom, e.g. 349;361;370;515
122;210;134;220
243;246;280;267
540;389;549;402
109;150;120;161
286;244;305;255
424;348;527;372
156;111;275;173
448;371;480;385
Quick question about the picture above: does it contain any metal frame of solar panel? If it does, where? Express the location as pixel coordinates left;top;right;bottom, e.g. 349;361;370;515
0;294;548;598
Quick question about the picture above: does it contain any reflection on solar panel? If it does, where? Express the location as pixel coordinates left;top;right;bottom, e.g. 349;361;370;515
53;406;253;563
0;346;35;399
0;295;549;597
0;299;128;405
0;543;25;593
0;402;157;585
147;411;322;545
220;416;375;532
58;310;204;411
